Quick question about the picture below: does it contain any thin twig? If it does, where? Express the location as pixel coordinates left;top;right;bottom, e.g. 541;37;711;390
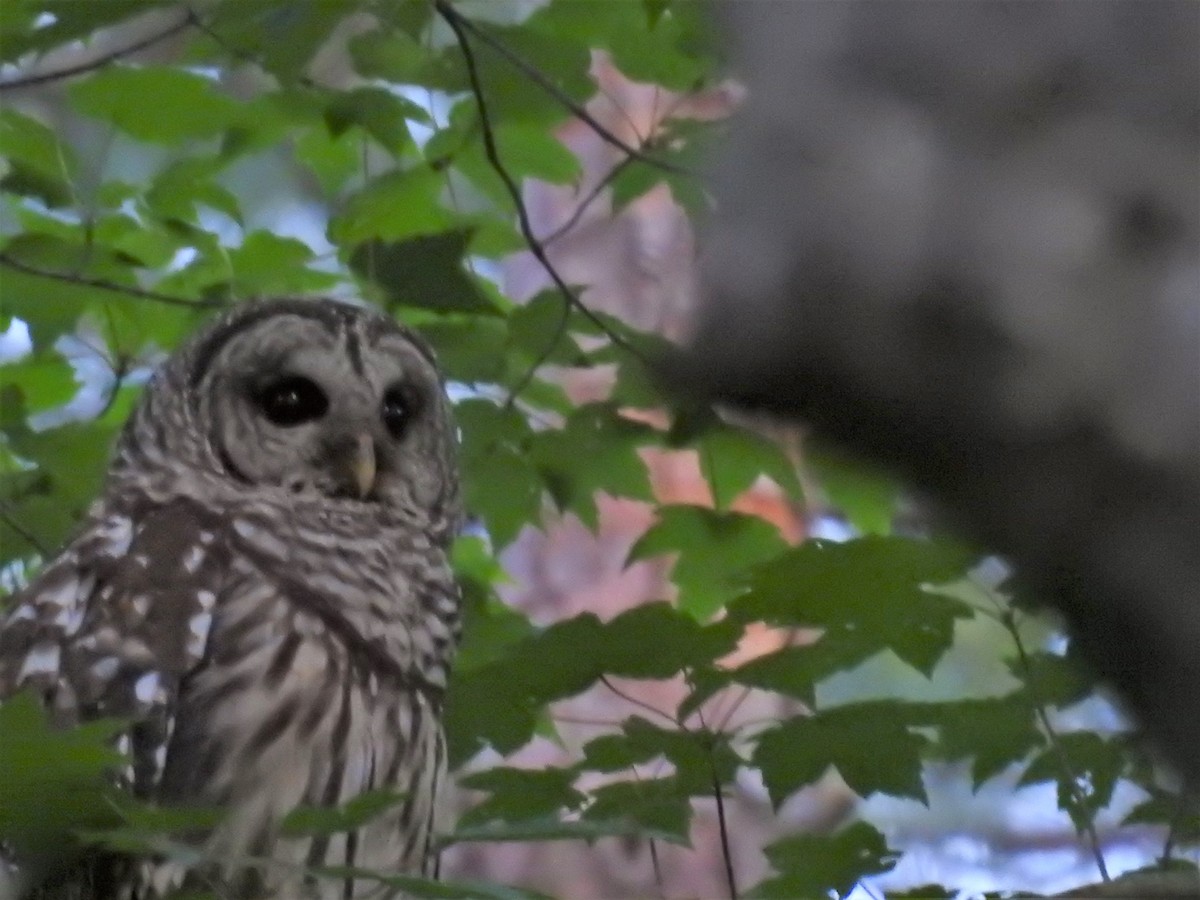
0;501;49;558
697;707;738;900
0;11;197;91
711;767;738;899
434;1;693;178
543;154;637;247
647;837;667;899
712;683;754;735
0;252;225;309
543;85;696;248
438;2;651;389
1006;611;1111;882
503;296;570;410
599;675;678;726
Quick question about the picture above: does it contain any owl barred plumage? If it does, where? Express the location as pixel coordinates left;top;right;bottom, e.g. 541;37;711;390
0;299;462;898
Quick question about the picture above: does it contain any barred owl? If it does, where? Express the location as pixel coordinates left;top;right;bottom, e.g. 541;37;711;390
0;298;462;898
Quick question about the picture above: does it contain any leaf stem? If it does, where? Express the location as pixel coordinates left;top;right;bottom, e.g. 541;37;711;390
1006;611;1110;882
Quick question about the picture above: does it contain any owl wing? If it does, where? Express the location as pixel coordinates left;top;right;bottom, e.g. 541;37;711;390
0;496;229;795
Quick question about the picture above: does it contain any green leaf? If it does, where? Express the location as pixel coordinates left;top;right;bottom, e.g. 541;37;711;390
730;537;977;676
349;28;464;92
713;637;880;709
1123;792;1200;841
330;168;455;246
582;716;740;795
70;66;241;143
1018;731;1128;832
807;444;900;536
204;1;350;83
459;766;585;826
581;777;693;845
530;403;657;528
228;231;338;296
643;0;672;28
536;1;716;92
753;703;929;807
629;505;787;619
507;291;582;368
456;400;541;548
452;537;535;675
348;232;500;315
0;351;79;415
1007;647;1097;709
695;424;803;508
926;695;1041;787
325;86;428;154
0;235;103;349
294;125;362;197
0;108;77;207
0;692;125;859
451;117;583;200
594;601;741;679
0;1;169;64
444;663;540;769
751;821;899;897
281;789;407;837
147;158;244;226
418;317;509;384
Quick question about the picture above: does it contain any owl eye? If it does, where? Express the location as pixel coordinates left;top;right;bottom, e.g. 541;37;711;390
382;386;413;439
255;376;328;426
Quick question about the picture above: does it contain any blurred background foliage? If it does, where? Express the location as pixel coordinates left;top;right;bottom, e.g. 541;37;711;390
0;1;1195;897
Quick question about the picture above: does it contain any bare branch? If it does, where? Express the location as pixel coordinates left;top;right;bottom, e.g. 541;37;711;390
434;1;694;178
0;11;197;91
0;252;226;309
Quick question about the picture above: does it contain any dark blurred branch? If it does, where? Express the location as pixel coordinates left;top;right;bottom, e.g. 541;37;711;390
0;252;225;309
686;0;1200;784
0;11;196;91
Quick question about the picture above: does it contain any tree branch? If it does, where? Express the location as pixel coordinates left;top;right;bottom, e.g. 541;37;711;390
0;252;226;309
434;1;694;179
543;154;637;247
0;11;197;91
437;2;649;371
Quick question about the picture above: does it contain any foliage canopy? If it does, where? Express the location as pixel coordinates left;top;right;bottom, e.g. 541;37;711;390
0;1;1194;897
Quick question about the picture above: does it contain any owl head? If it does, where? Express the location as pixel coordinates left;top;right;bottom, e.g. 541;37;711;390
113;298;460;542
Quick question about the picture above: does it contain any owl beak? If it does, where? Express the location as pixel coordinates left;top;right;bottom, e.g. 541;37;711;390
349;433;376;498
